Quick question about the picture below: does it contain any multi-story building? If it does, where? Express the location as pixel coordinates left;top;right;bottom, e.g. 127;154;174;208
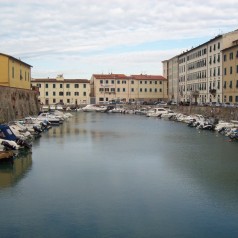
222;40;238;103
0;53;32;90
163;29;238;103
90;73;167;104
31;74;90;106
162;57;179;102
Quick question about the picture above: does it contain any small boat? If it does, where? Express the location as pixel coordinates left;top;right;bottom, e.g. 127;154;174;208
37;113;61;124
146;107;168;117
82;104;99;112
0;151;15;162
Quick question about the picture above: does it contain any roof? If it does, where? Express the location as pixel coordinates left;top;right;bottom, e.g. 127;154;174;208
92;73;166;81
31;78;89;83
92;74;127;79
0;53;32;67
130;74;166;81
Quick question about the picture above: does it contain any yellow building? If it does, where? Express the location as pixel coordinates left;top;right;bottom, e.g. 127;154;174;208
90;74;167;104
0;53;32;90
222;41;238;103
31;74;90;106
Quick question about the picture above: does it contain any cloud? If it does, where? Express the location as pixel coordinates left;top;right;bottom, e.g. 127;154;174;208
0;0;237;79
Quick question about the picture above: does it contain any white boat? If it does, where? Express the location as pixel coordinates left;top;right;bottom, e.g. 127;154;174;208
96;106;108;112
82;104;99;112
146;107;168;117
160;110;177;119
37;113;61;124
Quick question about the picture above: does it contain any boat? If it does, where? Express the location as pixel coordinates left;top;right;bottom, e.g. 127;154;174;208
146;107;169;117
0;151;15;162
0;124;32;150
82;104;99;112
37;113;61;124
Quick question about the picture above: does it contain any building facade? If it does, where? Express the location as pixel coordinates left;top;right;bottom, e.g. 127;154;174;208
31;75;90;106
222;40;238;103
0;53;32;90
90;74;167;104
163;29;238;104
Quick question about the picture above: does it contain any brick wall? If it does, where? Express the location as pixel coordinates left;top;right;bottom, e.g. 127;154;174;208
0;86;40;123
171;105;238;121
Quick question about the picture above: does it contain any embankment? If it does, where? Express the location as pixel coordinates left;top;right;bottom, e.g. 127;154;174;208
0;86;40;123
171;105;238;122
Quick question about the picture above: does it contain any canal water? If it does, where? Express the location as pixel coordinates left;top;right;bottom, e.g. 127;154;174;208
0;112;238;238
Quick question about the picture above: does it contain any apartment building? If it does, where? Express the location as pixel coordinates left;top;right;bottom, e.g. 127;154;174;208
0;53;32;90
90;74;167;104
222;40;238;103
31;74;90;106
163;29;238;103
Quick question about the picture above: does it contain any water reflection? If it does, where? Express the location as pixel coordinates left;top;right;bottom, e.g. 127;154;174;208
0;152;32;188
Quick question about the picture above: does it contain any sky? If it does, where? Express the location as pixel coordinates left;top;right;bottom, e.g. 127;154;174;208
0;0;237;80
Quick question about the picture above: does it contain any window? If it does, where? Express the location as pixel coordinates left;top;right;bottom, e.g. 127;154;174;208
217;80;220;90
229;96;233;102
218;42;220;49
131;88;134;92
144;88;147;92
105;80;108;84
236;96;238;102
160;89;162;92
83;92;86;96
111;80;114;84
66;92;71;96
53;92;56;96
236;80;238;88
122;80;127;84
237;65;238;73
154;88;157;92
53;84;56;88
229;81;232;88
12;67;14;78
224;81;226;89
230;66;233;74
145;81;147;84
224;68;227;75
59;92;64;96
46;84;48;88
155;81;157;84
99;98;104;102
99;88;104;92
140;88;142;92
123;88;126;92
224;54;227;62
60;84;63;88
53;99;56;103
46;92;48;96
150;81;152;84
117;88;120;92
67;99;70;103
66;84;70;88
75;92;79;96
100;80;103;84
218;67;220;76
74;84;79;88
131;80;134;84
117;80;120;84
150;88;152;92
111;88;115;92
230;52;233;60
140;81;142;84
83;84;86;88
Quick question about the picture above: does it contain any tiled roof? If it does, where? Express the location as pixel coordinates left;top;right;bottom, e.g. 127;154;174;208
92;74;128;79
0;53;32;67
31;78;89;83
130;75;166;81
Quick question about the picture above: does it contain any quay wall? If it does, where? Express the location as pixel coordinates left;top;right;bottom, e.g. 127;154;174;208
171;106;238;122
0;86;40;123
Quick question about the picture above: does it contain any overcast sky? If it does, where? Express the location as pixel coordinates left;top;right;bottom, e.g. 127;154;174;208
0;0;237;79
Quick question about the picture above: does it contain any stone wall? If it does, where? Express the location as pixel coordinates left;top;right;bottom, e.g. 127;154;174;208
0;86;40;123
171;105;238;121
